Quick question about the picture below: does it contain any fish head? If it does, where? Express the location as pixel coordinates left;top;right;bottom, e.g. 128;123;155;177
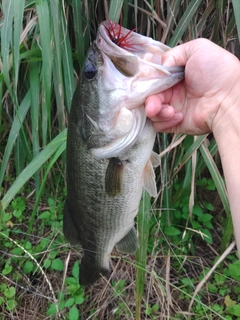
77;20;184;158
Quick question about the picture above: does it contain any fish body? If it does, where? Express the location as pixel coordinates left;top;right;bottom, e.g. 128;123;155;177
63;21;184;285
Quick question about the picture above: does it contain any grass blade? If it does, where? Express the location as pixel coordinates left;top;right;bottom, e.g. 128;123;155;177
109;0;123;22
35;0;52;145
169;0;202;46
136;191;151;320
60;11;75;112
29;60;41;192
50;0;65;130
28;140;66;233
0;129;67;211
13;0;25;89
72;0;88;66
0;91;31;187
1;0;14;93
199;143;233;251
232;0;240;41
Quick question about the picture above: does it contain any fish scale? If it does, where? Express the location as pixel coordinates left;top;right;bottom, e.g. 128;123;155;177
63;20;184;286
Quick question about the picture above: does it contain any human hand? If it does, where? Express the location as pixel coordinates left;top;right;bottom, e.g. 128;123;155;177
145;39;240;258
145;38;240;137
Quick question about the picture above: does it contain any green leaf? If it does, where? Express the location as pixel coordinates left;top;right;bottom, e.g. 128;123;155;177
65;277;77;285
25;241;32;250
145;307;151;316
2;261;12;275
191;220;200;229
51;258;64;271
192;205;203;217
201;228;213;244
2;213;12;223
64;298;75;308
152;304;159;312
227;304;240;317
23;261;34;274
13;210;22;219
228;261;240;281
72;261;79;279
4;287;15;299
6;298;17;311
11;247;23;255
164;226;181;236
69;306;79;320
181;277;193;286
199;214;213;223
203;202;214;211
75;295;84;305
0;283;7;291
46;303;57;316
12;197;26;211
43;259;51;269
38;211;51;219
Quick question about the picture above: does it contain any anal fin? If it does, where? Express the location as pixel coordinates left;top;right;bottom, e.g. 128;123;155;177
115;227;138;254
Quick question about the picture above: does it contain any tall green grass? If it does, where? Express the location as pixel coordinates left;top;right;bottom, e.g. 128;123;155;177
0;0;240;319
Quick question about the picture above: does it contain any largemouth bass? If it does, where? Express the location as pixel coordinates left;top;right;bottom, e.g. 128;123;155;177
63;20;184;286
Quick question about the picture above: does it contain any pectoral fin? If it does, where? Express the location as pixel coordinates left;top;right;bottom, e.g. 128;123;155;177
115;227;138;254
105;157;125;197
143;159;157;197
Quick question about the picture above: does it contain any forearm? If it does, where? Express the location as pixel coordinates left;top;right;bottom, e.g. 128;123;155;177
214;111;240;256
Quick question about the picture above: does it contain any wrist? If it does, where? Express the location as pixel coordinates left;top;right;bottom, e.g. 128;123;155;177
212;70;240;142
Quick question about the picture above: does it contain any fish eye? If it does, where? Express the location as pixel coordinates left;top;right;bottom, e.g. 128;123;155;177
84;62;97;80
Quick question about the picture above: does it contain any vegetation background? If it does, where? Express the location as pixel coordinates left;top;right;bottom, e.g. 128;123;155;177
1;0;240;319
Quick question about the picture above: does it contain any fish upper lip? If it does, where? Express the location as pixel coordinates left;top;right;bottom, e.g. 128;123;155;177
96;23;137;58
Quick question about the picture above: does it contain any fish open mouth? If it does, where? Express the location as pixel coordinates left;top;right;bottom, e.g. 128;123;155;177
96;20;184;78
97;20;147;56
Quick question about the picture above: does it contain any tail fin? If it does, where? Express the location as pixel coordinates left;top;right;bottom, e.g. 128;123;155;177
79;257;110;286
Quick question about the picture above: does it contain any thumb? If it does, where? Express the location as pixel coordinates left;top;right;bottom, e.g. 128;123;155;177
162;41;195;67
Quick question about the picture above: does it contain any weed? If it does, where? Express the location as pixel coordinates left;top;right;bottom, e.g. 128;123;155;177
46;261;85;319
